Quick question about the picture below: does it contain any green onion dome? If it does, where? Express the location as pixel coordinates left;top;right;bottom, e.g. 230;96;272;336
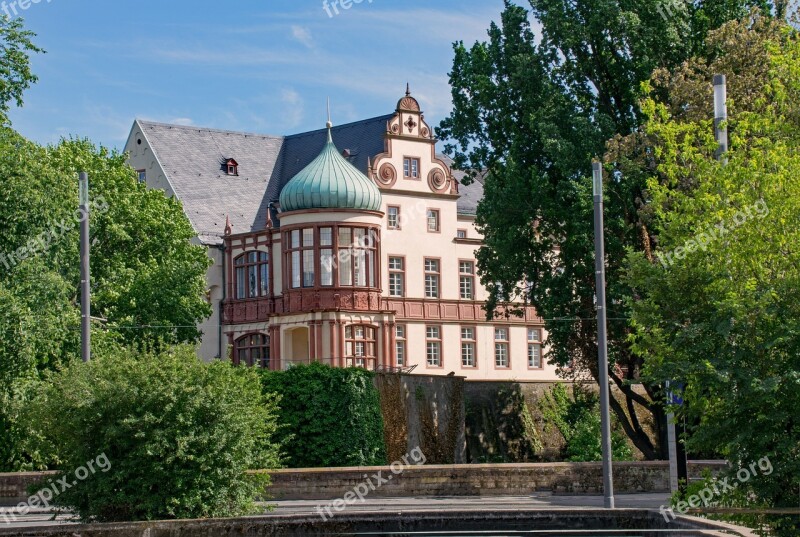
279;123;382;212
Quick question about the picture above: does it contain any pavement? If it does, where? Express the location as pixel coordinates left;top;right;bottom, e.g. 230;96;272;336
0;494;670;528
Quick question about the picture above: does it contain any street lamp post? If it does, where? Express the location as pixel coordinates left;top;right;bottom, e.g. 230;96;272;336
713;74;728;161
592;161;615;509
79;172;91;362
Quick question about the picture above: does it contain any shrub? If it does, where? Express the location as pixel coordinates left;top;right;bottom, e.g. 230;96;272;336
20;346;281;522
542;383;633;462
565;409;633;462
260;362;386;467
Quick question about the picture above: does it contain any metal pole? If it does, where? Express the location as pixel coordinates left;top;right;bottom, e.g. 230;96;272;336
592;161;615;509
666;380;679;493
79;172;91;362
713;74;728;161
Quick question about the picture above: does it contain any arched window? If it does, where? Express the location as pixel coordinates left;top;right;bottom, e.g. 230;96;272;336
235;251;269;299
235;333;270;368
345;325;376;369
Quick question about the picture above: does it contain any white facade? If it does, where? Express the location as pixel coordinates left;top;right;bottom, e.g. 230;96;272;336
125;90;559;381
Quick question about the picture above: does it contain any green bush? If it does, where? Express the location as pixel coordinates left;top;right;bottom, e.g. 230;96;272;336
542;384;633;462
20;346;281;522
565;409;633;462
260;362;386;467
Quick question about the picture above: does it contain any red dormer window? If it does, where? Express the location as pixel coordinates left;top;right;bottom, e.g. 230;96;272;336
226;158;239;176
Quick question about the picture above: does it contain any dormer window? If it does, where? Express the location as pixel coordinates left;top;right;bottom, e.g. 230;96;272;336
225;158;239;176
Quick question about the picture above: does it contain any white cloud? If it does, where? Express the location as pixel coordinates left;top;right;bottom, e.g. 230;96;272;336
145;44;306;66
291;25;314;49
170;117;194;126
281;89;305;129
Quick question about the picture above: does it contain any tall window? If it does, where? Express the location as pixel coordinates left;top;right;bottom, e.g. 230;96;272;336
495;327;509;368
424;258;440;298
136;169;146;183
345;325;376;368
339;227;378;287
302;229;314;287
235;334;270;368
528;328;543;368
461;327;476;367
320;227;334;286
395;324;406;366
427;209;440;232
388;257;405;297
426;326;441;367
286;229;314;288
387;206;400;229
235;251;269;299
403;157;420;178
459;261;475;300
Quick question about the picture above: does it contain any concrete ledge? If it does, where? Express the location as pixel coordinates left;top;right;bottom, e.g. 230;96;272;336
0;508;756;537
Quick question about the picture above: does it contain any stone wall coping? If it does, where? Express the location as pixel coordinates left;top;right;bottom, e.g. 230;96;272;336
0;461;727;480
266;460;727;475
0;471;57;478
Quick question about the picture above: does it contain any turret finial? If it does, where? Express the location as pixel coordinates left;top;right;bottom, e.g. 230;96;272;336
326;97;333;142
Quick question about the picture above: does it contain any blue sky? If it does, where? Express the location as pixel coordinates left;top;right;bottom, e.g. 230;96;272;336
6;0;510;150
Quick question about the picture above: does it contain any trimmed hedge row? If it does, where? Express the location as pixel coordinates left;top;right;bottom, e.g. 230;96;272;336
260;363;387;468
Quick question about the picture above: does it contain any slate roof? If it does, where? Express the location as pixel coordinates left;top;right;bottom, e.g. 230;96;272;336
442;155;484;216
136;116;482;245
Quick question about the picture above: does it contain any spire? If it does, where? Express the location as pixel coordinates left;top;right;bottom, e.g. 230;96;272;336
326;97;333;143
224;215;232;236
265;208;273;230
406;82;411;96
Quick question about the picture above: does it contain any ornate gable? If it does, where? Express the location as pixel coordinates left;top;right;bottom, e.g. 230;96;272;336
369;85;458;195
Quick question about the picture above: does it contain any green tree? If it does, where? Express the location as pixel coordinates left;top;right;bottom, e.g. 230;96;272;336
437;0;771;459
0;127;212;470
20;346;281;522
0;16;43;119
623;16;799;535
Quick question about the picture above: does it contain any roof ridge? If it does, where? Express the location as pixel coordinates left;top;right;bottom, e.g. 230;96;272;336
136;113;394;144
284;114;394;141
136;119;285;140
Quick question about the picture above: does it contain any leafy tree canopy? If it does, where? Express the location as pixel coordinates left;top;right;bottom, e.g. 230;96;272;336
622;16;800;532
0;127;213;470
0;20;211;470
437;0;775;459
0;16;43;119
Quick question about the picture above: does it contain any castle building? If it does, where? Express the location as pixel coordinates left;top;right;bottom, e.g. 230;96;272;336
124;89;558;380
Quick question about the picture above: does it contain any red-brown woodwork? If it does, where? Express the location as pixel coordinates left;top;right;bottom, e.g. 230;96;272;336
383;298;541;324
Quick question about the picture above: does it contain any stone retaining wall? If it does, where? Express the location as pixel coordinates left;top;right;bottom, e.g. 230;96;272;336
0;462;726;505
0;472;57;506
266;461;725;500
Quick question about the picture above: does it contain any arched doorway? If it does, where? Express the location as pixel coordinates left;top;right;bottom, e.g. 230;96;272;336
283;327;310;367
